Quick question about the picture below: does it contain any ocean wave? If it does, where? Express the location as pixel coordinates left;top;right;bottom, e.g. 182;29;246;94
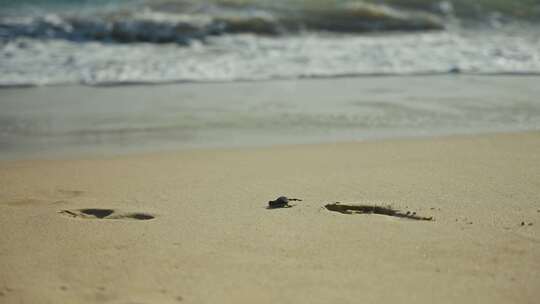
1;1;539;87
0;2;444;44
0;12;216;44
1;27;540;87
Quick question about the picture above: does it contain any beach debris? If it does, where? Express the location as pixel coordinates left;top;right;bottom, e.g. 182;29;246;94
324;202;433;221
521;221;525;226
267;196;302;209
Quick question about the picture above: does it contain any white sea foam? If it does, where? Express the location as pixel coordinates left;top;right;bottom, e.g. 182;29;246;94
0;0;539;87
1;27;540;87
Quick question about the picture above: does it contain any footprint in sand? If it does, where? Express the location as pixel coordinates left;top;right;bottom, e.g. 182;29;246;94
325;202;433;221
60;208;155;221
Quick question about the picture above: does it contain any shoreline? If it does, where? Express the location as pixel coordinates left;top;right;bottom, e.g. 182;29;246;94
4;71;540;90
1;74;540;161
0;129;537;163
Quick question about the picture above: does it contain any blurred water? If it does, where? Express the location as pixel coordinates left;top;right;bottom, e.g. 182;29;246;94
1;0;539;86
1;75;540;159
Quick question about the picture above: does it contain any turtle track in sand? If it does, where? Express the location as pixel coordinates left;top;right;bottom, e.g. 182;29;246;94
60;208;155;221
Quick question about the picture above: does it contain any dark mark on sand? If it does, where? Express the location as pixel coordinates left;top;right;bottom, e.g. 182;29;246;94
325;202;433;221
60;208;155;221
267;196;302;209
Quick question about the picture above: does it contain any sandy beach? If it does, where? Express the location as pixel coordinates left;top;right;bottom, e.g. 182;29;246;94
2;0;540;302
1;131;539;303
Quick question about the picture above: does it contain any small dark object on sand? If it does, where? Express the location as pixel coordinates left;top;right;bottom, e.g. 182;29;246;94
521;222;525;226
268;196;302;209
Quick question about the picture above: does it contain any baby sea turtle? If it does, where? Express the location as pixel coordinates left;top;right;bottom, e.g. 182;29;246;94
267;196;302;209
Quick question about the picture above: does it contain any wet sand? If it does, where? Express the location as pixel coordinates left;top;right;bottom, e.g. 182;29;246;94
2;75;540;160
1;131;539;303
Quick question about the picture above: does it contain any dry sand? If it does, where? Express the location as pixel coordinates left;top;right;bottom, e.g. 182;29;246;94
0;132;539;303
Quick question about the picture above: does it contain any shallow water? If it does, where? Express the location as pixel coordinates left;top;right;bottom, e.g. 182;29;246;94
1;75;539;159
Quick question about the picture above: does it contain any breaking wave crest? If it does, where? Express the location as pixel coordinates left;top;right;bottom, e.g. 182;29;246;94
2;27;540;87
0;3;444;44
1;0;539;87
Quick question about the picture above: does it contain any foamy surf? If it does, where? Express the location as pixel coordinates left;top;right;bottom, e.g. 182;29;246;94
2;28;540;87
1;0;539;87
